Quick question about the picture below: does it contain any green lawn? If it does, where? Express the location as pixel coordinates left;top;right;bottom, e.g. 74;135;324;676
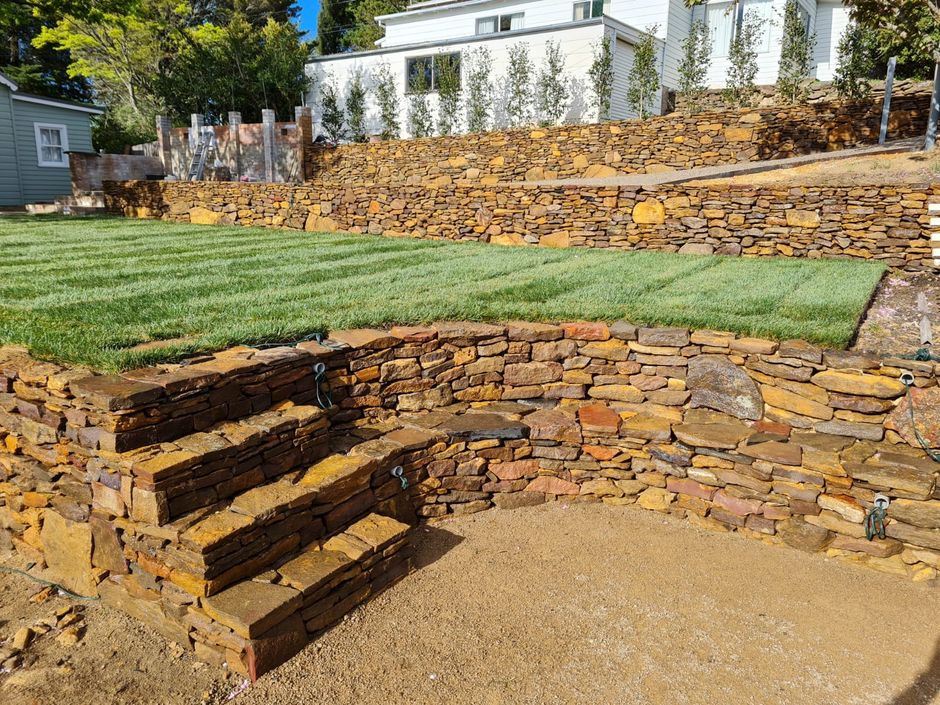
0;216;885;371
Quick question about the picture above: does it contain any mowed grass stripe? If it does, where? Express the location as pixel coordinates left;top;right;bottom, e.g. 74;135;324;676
0;216;885;370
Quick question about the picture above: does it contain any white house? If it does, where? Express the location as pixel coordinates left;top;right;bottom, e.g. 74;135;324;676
306;0;851;138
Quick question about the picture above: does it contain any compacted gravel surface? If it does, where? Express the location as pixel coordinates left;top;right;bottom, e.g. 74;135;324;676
3;503;939;705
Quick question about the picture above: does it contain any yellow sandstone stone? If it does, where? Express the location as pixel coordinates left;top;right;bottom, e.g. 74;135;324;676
785;209;821;228
632;200;666;224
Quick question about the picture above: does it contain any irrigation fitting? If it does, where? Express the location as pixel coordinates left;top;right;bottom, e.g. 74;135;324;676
390;465;408;490
899;371;940;464
865;495;890;541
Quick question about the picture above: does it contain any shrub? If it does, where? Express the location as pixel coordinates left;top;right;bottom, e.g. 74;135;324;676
777;0;816;104
723;13;765;108
436;53;462;135
535;40;569;126
320;80;345;144
465;46;493;132
677;20;712;113
833;23;875;99
588;35;614;120
626;25;660;119
346;69;367;142
506;42;534;127
374;62;399;139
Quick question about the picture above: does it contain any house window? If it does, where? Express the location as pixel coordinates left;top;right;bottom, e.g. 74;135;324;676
705;0;772;58
573;0;604;21
34;123;69;168
476;13;524;35
406;52;461;93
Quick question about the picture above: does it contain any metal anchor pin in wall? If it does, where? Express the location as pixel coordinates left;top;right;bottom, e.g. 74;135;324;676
391;465;408;490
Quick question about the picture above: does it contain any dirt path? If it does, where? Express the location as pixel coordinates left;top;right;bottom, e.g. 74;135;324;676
240;503;940;705
853;271;938;356
3;503;939;705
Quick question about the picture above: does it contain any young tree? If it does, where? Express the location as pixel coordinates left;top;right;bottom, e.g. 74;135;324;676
465;46;493;132
777;0;816;104
723;12;764;108
436;53;462;135
588;35;614;121
407;67;433;137
505;42;533;127
320;80;346;143
535;40;569;126
832;22;875;99
626;25;660;119
346;69;368;142
677;19;712;113
374;61;399;139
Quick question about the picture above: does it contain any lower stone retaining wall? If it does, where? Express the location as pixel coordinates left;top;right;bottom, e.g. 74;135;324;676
2;320;939;677
105;179;939;271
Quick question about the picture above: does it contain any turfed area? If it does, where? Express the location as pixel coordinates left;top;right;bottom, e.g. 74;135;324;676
1;320;938;679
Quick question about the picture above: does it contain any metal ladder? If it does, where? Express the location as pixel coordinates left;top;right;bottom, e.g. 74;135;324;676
186;127;215;181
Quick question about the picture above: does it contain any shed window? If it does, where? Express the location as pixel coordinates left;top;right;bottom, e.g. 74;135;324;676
34;123;69;167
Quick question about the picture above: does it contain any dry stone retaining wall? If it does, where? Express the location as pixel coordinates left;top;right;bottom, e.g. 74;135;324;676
104;179;939;271
303;95;930;184
2;321;939;678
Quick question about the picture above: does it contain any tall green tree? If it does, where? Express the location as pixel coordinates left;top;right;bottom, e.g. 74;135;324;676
777;0;816;104
844;0;940;79
315;0;352;55
626;25;660;119
346;0;407;49
374;61;399;139
320;79;345;143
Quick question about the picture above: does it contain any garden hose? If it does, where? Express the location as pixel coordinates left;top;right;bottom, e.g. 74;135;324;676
899;347;940;363
864;500;888;541
314;362;334;410
901;377;940;463
0;564;100;601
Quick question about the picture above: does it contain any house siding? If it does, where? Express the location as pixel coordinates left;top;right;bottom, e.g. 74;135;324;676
309;21;608;137
813;0;849;81
12;98;95;204
0;85;22;206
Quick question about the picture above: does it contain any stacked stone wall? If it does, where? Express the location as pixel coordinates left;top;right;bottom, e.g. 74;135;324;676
104;179;939;271
303;95;930;184
2;320;939;678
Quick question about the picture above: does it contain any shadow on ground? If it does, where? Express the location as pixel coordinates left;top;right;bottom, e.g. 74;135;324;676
887;635;940;705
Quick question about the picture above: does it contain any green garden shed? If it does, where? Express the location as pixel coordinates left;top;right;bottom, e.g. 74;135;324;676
0;71;103;207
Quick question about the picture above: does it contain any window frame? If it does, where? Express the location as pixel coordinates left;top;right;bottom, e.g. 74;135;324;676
475;12;524;35
34;122;70;168
573;0;604;21
405;52;462;94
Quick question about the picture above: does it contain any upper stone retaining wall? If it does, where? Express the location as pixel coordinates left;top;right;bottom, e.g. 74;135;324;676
103;179;939;272
303;95;930;184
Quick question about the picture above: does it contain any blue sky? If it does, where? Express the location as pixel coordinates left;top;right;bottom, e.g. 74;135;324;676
299;1;320;37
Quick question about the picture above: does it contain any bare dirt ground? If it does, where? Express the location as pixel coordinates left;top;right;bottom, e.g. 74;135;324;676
853;272;938;356
699;147;940;188
3;503;939;705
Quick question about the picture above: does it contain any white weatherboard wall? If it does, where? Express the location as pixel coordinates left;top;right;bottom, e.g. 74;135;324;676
308;21;611;138
813;0;849;81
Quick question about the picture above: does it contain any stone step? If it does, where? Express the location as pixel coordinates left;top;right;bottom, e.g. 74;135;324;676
129;424;444;597
66;343;340;453
93;403;332;526
99;512;414;681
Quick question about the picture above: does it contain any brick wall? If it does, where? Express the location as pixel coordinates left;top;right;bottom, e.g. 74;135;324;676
103;179;939;272
303;94;930;184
